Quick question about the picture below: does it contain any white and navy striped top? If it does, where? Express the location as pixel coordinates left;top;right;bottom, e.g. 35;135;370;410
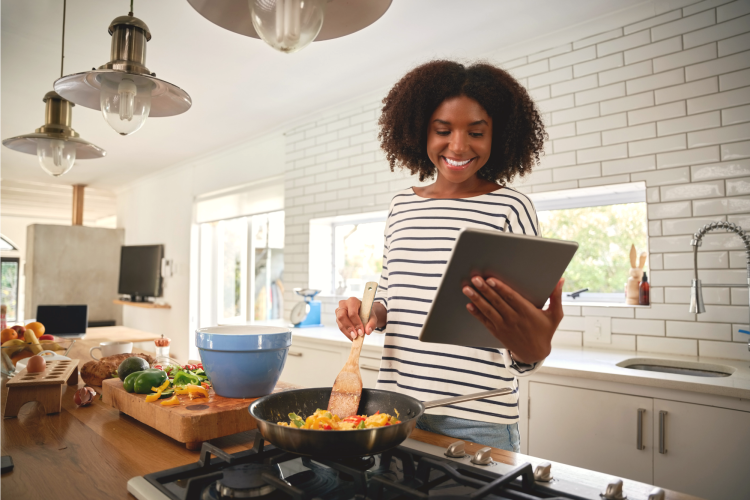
373;187;544;425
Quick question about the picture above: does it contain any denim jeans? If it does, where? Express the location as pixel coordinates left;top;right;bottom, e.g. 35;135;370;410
416;413;521;452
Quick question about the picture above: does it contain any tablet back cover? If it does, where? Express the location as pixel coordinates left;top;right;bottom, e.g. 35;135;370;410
419;228;578;349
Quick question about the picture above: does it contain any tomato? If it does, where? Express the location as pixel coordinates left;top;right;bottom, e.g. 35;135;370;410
321;424;332;430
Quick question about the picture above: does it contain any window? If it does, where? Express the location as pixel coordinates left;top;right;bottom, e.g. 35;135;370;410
309;183;647;305
1;257;20;322
197;211;285;327
309;212;387;296
531;183;648;303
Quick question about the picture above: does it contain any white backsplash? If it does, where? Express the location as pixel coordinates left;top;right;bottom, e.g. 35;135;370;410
282;0;750;361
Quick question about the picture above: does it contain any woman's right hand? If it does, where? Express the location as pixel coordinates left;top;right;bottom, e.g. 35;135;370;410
336;297;380;341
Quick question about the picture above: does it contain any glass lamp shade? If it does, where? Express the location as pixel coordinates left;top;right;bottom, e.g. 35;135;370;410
99;74;153;136
250;0;327;53
36;138;77;177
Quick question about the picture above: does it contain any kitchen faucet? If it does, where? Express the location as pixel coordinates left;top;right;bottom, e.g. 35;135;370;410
689;221;750;357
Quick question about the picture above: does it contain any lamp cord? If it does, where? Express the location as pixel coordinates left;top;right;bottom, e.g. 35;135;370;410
60;0;66;78
129;0;134;16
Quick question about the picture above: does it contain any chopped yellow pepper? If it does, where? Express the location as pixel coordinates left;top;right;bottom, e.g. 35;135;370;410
145;390;162;402
187;385;209;399
155;379;170;392
174;387;190;395
160;395;180;406
145;379;170;402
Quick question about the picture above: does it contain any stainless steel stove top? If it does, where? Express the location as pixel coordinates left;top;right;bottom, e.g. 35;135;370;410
128;431;665;500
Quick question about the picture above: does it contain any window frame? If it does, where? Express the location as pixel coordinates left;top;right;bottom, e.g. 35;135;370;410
1;257;21;323
309;211;388;297
195;210;285;329
529;182;648;305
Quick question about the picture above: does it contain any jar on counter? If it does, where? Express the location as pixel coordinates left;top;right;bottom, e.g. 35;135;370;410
152;334;180;373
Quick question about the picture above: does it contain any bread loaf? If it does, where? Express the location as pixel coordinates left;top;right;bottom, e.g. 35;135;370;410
81;353;155;387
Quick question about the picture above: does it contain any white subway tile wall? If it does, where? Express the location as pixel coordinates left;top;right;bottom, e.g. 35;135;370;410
283;1;750;361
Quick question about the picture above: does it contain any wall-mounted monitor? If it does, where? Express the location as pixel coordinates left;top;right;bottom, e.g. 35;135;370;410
118;244;164;301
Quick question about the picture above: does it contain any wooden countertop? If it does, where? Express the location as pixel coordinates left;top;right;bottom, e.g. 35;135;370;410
1;341;698;500
83;326;162;343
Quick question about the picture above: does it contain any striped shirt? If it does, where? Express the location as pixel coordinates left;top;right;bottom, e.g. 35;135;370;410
373;187;544;425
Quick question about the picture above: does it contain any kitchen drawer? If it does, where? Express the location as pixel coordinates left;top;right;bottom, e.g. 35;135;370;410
360;355;381;389
282;346;342;388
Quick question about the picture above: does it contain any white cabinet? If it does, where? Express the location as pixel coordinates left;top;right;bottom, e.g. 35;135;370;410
653;399;750;500
528;383;654;484
527;381;750;500
360;355;381;389
281;345;342;388
280;337;384;389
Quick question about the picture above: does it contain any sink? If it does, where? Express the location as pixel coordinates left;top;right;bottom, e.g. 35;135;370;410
617;358;735;378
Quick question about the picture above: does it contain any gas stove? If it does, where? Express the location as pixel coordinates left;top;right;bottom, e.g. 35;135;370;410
128;431;663;500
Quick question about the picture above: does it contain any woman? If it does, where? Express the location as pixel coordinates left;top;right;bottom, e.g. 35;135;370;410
334;60;564;452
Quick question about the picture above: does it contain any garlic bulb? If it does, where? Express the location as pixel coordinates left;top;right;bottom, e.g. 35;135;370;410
74;386;96;406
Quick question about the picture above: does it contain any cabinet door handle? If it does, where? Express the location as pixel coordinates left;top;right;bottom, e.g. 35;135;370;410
288;351;303;357
658;410;667;454
361;365;380;371
637;408;646;450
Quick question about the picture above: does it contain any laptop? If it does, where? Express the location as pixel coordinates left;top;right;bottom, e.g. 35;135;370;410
36;305;88;338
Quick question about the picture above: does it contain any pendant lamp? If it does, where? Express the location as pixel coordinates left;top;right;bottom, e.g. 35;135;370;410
54;1;191;136
2;0;106;177
187;0;392;54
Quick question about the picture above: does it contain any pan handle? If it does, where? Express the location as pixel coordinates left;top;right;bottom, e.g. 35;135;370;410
423;387;515;409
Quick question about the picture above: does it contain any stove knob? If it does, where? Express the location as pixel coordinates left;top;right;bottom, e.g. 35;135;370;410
533;461;553;482
445;441;467;458
470;447;493;465
601;478;627;500
648;487;665;500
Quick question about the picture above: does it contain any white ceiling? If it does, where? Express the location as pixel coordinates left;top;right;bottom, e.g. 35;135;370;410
1;0;644;191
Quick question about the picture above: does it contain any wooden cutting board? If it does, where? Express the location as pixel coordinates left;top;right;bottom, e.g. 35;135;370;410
101;378;298;449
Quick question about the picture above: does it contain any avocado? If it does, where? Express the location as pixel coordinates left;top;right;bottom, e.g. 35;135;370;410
117;356;150;381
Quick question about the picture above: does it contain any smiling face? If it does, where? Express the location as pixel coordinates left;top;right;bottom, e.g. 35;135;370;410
426;95;493;186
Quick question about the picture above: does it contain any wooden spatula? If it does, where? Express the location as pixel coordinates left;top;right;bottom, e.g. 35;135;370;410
327;281;378;419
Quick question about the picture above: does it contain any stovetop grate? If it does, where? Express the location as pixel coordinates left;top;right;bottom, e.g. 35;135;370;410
139;432;593;500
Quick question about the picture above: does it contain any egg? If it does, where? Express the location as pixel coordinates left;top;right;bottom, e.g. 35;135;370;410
26;355;46;373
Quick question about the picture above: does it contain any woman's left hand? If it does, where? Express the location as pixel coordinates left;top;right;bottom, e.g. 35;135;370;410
463;276;564;364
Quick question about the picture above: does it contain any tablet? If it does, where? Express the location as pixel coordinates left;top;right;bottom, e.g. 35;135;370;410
418;228;578;349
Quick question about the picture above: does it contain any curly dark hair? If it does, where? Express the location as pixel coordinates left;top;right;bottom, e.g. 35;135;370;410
378;60;547;184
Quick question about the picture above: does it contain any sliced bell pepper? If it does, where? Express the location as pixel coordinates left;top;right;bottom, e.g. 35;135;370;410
288;413;305;428
343;415;366;424
173;371;201;387
160;395;180;406
145;390;162;402
187;384;209;399
154;379;170;392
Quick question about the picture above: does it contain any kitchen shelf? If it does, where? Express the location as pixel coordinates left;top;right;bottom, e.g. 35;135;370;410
113;300;171;309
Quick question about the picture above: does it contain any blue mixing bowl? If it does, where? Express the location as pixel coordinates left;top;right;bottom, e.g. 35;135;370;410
195;325;292;398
